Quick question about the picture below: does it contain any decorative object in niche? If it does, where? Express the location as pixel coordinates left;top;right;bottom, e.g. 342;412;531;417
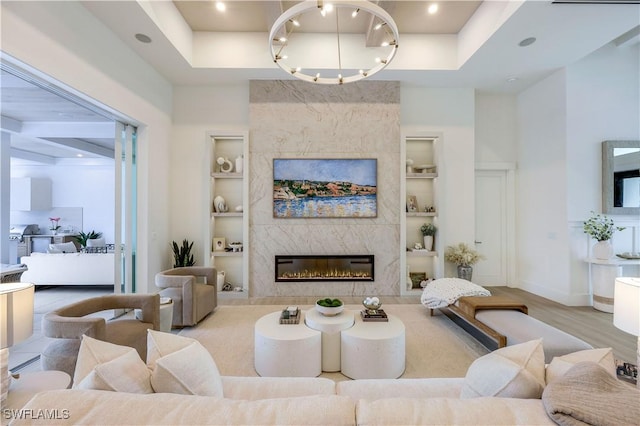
602;140;640;215
273;158;377;218
406;195;418;212
213;237;226;252
214;196;228;213
217;157;233;173
420;223;437;251
235;155;243;174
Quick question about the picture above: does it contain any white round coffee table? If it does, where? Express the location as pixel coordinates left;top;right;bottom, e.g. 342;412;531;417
305;309;355;372
254;311;321;377
341;313;405;379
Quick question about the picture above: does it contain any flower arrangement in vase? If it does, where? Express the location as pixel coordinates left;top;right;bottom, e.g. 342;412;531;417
444;242;484;281
49;217;61;235
583;211;625;260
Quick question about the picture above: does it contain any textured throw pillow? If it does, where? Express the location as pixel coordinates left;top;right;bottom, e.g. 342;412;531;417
72;335;152;393
48;242;77;253
461;339;546;399
546;348;615;384
146;329;224;397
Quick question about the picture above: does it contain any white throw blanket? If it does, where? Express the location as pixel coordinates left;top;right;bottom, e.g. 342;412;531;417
420;278;491;309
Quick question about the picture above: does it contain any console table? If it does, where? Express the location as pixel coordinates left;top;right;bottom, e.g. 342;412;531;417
585;257;640;313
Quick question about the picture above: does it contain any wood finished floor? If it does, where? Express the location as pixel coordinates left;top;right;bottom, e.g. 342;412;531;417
219;286;637;363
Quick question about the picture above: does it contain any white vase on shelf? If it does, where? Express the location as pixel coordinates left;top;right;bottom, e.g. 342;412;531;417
592;240;613;260
235;155;243;174
423;235;434;251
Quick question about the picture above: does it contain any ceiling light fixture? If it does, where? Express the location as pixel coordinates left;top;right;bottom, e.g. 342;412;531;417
269;0;399;85
134;33;152;44
428;3;438;14
215;2;226;12
518;37;536;47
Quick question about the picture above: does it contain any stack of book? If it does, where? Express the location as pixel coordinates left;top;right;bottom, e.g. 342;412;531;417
279;306;300;324
361;309;388;322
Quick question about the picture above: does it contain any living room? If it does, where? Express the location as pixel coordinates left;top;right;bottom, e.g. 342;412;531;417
1;1;639;423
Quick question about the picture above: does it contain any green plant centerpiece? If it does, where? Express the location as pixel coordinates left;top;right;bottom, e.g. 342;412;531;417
315;298;344;316
583;211;625;241
74;230;103;248
172;239;195;267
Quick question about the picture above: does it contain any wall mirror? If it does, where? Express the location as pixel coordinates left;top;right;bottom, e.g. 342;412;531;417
602;140;640;215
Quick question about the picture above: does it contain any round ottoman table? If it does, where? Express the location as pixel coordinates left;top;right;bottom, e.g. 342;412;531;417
341;313;405;379
305;309;355;372
254;311;321;377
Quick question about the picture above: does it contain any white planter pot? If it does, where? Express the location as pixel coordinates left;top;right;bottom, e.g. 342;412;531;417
423;235;434;251
592;240;613;260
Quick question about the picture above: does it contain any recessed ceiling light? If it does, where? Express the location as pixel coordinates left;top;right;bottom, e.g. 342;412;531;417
506;77;518;83
135;33;152;43
518;37;536;47
428;3;438;14
215;2;226;12
76;154;84;158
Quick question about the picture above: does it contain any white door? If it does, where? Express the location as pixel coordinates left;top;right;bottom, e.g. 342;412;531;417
474;170;508;286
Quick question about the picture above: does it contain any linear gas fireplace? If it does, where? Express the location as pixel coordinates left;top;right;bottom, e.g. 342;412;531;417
275;255;374;282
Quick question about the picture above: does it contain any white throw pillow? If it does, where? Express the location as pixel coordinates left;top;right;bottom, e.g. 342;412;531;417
546;347;616;384
72;335;152;394
146;329;224;397
461;339;546;399
48;241;77;253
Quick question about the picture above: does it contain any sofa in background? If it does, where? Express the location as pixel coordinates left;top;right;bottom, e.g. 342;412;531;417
20;252;114;286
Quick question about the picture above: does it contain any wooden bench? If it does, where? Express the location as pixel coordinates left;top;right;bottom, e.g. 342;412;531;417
434;296;593;362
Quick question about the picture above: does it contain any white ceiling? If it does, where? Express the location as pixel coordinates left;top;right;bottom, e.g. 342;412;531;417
2;0;639;163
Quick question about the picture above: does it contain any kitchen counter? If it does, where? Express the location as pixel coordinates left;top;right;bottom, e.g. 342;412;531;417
27;234;81;252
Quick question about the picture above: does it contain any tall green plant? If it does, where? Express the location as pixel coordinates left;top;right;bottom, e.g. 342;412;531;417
172;239;195;267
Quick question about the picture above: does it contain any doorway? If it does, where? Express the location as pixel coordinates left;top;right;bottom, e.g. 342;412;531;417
1;59;138;293
473;166;516;286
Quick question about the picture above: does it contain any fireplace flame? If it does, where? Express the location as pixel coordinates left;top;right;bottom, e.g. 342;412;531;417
279;268;371;280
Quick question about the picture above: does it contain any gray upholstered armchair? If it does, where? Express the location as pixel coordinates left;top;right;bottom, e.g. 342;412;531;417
41;293;160;378
155;266;217;328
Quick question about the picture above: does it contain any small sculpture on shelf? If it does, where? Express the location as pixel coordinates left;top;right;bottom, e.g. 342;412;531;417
213;196;228;213
216;157;233;173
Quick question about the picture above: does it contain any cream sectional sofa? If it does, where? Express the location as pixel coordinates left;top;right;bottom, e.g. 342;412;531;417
10;333;638;425
20;252;114;286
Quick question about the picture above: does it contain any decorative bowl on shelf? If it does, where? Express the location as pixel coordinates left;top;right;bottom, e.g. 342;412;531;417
315;298;344;316
228;242;243;252
362;296;382;311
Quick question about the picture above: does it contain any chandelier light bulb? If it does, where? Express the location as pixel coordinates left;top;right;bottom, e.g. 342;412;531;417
215;2;226;12
290;19;300;27
381;41;389;47
352;8;359;18
428;3;438;15
279;37;287;43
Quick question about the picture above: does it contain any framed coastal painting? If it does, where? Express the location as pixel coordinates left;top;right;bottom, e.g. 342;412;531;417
273;158;377;218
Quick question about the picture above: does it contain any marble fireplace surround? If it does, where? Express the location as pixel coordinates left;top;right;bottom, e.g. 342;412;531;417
249;80;400;298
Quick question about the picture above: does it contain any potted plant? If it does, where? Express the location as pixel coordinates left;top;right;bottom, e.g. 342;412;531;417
172;239;195;267
74;230;103;248
420;223;437;251
444;242;484;281
583;211;625;260
49;217;61;235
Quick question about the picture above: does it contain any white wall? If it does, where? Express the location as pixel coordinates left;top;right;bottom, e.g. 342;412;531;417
2;1;173;293
516;42;640;305
475;93;517;164
170;84;249;265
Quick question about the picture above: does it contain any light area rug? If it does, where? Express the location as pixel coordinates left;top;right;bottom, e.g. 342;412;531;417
179;304;489;381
